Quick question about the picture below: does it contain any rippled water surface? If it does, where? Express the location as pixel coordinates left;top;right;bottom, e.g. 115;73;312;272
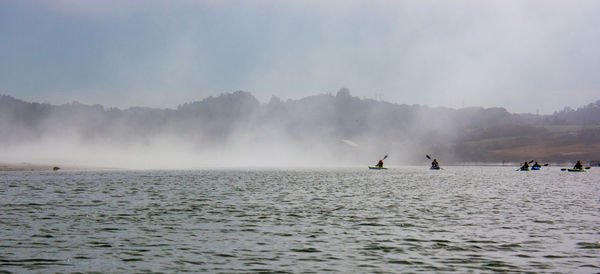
1;167;599;272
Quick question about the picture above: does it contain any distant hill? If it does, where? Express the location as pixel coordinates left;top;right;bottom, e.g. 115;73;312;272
1;90;599;166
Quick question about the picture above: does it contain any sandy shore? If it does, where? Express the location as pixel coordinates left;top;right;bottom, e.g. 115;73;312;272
0;163;56;171
0;162;115;172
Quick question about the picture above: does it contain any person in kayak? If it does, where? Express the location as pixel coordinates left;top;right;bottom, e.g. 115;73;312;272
520;161;530;170
376;159;384;167
573;160;583;170
431;159;439;168
532;161;541;168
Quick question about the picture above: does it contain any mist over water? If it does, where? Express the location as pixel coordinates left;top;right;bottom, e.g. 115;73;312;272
1;167;599;272
1;124;378;169
0;91;427;169
2;91;600;169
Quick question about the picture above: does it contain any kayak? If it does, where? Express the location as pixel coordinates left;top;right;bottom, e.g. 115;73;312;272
368;166;388;170
567;168;586;172
430;166;440;170
531;166;541;170
520;167;529;171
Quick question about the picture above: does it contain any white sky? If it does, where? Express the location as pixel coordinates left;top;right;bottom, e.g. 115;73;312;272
1;0;599;114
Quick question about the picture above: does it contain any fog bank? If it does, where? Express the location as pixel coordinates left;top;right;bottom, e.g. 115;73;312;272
1;91;599;169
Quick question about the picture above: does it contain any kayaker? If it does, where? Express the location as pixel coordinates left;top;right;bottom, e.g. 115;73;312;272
432;159;439;168
574;160;583;170
376;159;384;167
520;161;530;170
532;162;541;168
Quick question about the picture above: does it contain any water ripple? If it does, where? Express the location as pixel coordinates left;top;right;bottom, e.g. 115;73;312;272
0;167;599;272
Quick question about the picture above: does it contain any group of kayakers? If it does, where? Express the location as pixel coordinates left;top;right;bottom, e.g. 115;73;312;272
373;157;586;171
519;160;584;170
373;156;441;169
519;161;541;170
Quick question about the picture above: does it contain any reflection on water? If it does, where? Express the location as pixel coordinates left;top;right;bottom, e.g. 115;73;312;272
1;167;599;272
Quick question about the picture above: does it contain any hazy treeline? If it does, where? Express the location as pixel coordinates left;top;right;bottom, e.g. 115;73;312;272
549;101;600;125
1;90;599;167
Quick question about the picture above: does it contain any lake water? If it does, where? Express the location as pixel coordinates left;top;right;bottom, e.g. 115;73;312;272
1;166;599;272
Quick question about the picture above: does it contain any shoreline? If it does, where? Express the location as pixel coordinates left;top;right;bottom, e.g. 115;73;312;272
0;162;117;172
1;161;589;172
0;163;57;172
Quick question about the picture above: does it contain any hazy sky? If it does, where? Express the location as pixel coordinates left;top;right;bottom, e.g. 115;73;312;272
1;0;599;114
